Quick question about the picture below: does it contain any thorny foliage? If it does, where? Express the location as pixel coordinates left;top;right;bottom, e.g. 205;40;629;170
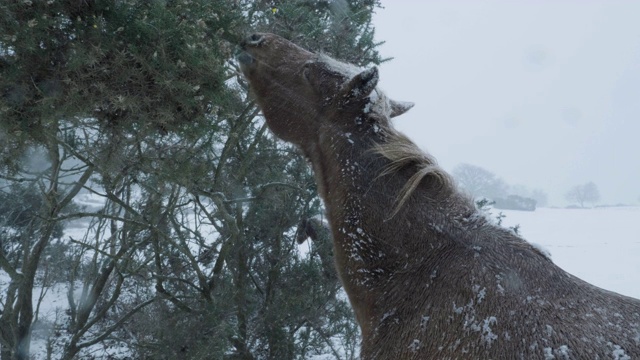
0;0;382;359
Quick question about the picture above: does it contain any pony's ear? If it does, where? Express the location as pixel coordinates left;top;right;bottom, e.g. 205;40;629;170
341;67;379;104
389;100;414;118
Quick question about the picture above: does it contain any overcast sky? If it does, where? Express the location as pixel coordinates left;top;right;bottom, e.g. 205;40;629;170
373;1;640;205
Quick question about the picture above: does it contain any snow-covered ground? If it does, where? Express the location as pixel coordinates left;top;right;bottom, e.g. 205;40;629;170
499;206;640;299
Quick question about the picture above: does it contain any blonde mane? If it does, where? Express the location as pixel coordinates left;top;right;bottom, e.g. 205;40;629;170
371;120;455;219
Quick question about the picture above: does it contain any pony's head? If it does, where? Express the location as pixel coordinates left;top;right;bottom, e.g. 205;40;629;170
238;33;413;148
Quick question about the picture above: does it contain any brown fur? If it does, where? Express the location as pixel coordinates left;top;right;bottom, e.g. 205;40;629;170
238;33;640;359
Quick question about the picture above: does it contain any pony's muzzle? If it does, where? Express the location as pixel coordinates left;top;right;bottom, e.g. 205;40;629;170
236;51;254;66
237;34;265;67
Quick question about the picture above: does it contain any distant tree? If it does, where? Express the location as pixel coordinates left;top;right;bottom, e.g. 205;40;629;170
509;185;548;208
452;163;508;200
509;184;530;198
565;182;600;207
531;189;549;207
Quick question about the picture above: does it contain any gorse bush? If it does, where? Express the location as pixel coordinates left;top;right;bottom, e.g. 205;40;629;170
0;1;383;359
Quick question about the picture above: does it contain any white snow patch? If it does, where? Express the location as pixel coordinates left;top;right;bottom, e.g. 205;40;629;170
531;241;553;259
381;308;396;322
612;344;631;360
344;132;354;144
545;324;554;337
556;345;571;359
452;303;464;315
477;287;487;303
543;347;555;359
420;315;430;330
408;339;421;352
481;316;498;346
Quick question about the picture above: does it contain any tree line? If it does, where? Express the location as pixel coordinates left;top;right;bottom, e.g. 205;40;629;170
452;163;601;209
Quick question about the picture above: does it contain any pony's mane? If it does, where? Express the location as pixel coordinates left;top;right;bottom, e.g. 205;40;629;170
372;127;455;218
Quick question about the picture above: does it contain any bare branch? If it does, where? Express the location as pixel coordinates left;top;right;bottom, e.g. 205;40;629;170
75;297;157;350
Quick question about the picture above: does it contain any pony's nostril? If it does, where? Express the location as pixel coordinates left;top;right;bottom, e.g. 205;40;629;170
247;33;264;45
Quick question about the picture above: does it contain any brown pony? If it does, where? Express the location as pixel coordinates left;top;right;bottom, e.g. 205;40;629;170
238;33;640;359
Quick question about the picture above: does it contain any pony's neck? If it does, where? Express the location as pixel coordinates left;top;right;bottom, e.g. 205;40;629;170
304;121;480;261
306;124;380;217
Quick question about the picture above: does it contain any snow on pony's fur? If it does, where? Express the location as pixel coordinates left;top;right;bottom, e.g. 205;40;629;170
238;33;640;359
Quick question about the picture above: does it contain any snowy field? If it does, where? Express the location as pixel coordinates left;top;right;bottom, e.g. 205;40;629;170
499;206;640;300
